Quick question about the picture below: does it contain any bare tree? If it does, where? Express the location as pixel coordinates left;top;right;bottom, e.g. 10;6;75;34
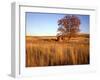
57;15;81;40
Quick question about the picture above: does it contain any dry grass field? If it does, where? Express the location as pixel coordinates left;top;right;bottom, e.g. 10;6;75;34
26;34;89;67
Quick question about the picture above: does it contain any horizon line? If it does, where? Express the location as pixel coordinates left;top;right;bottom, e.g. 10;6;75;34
26;32;89;36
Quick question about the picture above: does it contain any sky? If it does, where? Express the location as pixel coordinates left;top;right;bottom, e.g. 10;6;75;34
26;12;89;36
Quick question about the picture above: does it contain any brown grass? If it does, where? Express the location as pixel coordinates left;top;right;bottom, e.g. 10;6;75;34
26;35;89;67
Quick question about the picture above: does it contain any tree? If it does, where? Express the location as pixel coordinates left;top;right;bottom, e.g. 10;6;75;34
57;15;81;40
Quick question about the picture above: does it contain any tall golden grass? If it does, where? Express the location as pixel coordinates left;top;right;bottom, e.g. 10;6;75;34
26;36;89;67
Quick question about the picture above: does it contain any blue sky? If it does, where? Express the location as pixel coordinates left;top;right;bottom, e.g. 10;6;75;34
26;12;89;36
